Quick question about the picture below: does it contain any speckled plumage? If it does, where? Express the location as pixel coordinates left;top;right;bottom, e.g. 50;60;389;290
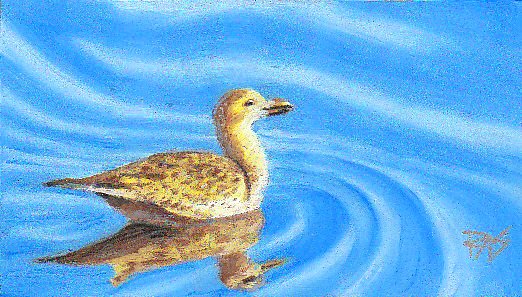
44;89;293;219
60;152;249;219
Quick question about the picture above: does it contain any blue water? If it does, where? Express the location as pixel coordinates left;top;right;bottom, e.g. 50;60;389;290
1;1;521;296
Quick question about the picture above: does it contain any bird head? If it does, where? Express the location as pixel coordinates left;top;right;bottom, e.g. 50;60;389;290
213;89;293;129
218;252;286;290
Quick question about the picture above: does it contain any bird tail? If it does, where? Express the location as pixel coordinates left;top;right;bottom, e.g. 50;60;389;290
42;178;86;189
34;254;69;264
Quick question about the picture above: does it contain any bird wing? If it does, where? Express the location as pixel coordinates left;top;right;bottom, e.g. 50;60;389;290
67;152;249;216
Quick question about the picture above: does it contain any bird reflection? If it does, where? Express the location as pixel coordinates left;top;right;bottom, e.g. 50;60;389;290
36;195;285;290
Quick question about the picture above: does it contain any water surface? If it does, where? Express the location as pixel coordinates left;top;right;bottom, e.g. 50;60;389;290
1;1;521;296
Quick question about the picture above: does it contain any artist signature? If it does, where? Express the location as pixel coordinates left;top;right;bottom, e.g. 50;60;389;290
462;226;511;262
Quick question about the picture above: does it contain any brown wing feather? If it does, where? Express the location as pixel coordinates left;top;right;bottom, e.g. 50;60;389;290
46;152;248;218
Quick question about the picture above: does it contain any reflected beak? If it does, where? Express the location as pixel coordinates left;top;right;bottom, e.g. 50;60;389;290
260;258;287;273
263;98;294;116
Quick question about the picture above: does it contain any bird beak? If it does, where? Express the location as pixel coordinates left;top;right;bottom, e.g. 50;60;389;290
260;258;287;273
262;98;294;116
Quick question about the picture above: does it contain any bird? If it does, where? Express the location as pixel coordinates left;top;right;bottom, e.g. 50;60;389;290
44;89;294;220
35;209;285;290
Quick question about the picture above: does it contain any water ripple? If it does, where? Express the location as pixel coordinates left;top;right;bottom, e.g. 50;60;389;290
2;1;520;296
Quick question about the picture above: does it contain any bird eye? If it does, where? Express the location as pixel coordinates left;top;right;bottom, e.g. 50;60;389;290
244;99;255;106
242;275;259;284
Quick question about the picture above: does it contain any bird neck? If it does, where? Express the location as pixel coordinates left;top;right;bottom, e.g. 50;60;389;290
217;121;268;197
